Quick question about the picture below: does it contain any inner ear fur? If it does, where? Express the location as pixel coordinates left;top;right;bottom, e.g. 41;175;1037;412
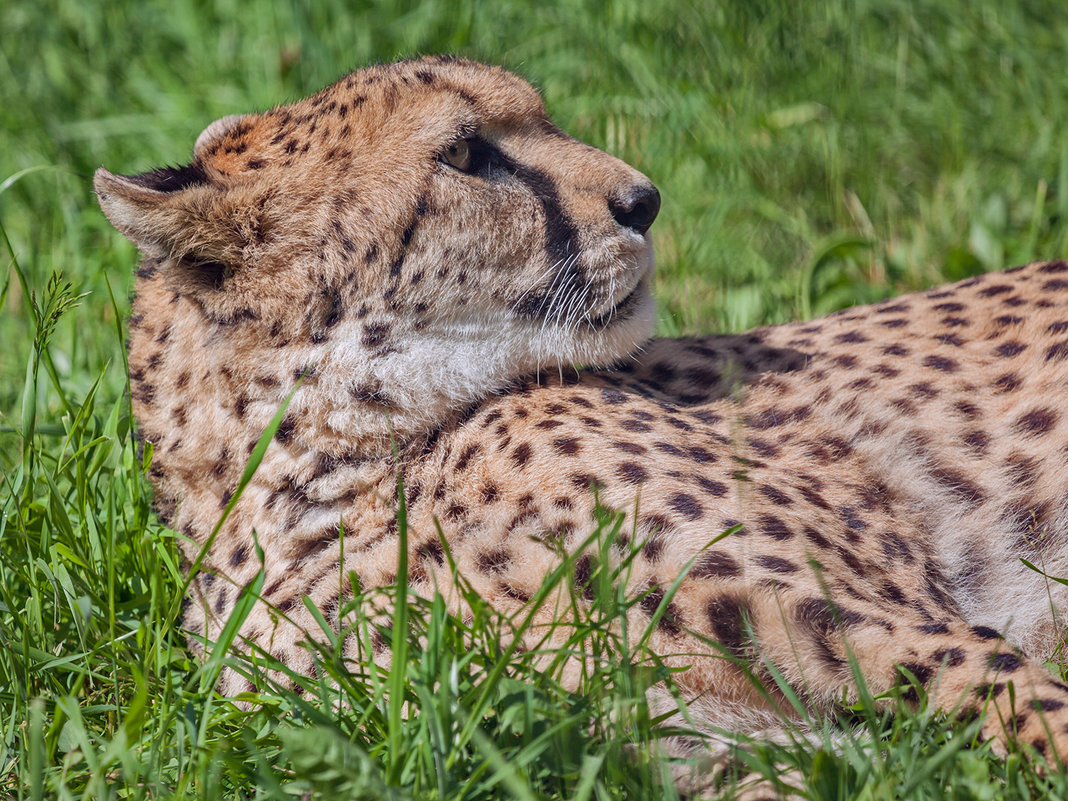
94;166;254;273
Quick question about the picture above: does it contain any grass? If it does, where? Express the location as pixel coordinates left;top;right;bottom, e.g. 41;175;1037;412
4;0;1068;797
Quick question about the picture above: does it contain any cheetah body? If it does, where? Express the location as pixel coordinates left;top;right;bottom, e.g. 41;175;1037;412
96;57;1068;763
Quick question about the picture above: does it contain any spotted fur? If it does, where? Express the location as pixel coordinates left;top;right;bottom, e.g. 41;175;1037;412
97;57;1068;771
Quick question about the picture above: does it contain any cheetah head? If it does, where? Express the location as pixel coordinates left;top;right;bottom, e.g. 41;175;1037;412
95;57;659;456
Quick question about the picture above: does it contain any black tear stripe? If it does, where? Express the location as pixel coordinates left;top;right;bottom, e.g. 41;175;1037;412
471;139;585;320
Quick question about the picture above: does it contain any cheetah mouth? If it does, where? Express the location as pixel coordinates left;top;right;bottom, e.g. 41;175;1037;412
588;277;648;329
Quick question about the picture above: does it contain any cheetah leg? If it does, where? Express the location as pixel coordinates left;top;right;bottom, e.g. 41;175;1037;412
747;591;1068;765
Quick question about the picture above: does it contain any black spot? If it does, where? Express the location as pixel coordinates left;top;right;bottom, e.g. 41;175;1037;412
989;652;1022;672
1034;698;1065;712
570;473;601;492
835;330;867;344
691;551;740;578
706;595;748;658
757;514;793;540
617;462;648;484
668;492;703;520
839;506;868;532
1045;340;1068;362
641;531;664;562
978;283;1013;297
566;553;595;600
351;383;393;406
930;466;984;504
275;416;295;443
897;662;933;701
639;586;682;635
552;437;582;456
696;476;727;497
747;407;790;429
962;429;989;454
994;314;1023;327
686;445;714;463
419;539;445;566
993;372;1022;392
908;381;939;400
478;547;511;574
923;355;958;372
932;647;966;667
481;410;504;429
511;442;533;468
970;625;1001;640
230;545;248;567
653;440;684;456
454;443;480;471
1004;454;1039;488
917;622;950;635
1039;261;1068;273
361;322;390;347
796;597;864;633
754;555;798;574
1015;408;1058;436
995;341;1027;358
748;437;780;458
758;485;793;506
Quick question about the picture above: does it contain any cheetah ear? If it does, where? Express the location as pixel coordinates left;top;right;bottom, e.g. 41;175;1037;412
94;165;211;257
194;114;249;160
93;165;250;275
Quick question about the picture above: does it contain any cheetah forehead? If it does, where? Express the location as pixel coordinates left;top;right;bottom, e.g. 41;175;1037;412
195;57;550;180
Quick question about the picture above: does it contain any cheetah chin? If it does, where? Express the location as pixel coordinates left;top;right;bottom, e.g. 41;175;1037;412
97;55;1068;779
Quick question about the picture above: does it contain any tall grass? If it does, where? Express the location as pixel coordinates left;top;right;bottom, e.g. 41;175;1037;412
4;0;1068;796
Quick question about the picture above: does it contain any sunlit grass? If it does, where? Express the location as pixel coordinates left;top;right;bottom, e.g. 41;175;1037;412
5;0;1068;796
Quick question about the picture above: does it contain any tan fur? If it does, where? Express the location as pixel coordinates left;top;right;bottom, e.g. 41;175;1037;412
97;56;1068;770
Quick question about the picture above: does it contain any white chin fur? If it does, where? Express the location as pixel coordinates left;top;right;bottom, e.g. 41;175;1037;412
316;290;655;448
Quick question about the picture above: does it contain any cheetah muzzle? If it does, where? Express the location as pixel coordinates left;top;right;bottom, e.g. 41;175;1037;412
97;56;1068;777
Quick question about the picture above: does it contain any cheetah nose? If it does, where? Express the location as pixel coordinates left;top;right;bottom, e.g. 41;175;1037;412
609;183;661;235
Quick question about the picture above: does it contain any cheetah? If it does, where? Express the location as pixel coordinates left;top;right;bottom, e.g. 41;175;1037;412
96;56;1068;773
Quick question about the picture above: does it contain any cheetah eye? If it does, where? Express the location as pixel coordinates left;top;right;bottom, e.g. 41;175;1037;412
442;139;473;172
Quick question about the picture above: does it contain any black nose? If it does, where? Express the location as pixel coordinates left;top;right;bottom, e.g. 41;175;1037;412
609;183;661;235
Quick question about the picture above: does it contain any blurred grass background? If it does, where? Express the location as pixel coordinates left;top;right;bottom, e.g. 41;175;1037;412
3;0;1068;797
